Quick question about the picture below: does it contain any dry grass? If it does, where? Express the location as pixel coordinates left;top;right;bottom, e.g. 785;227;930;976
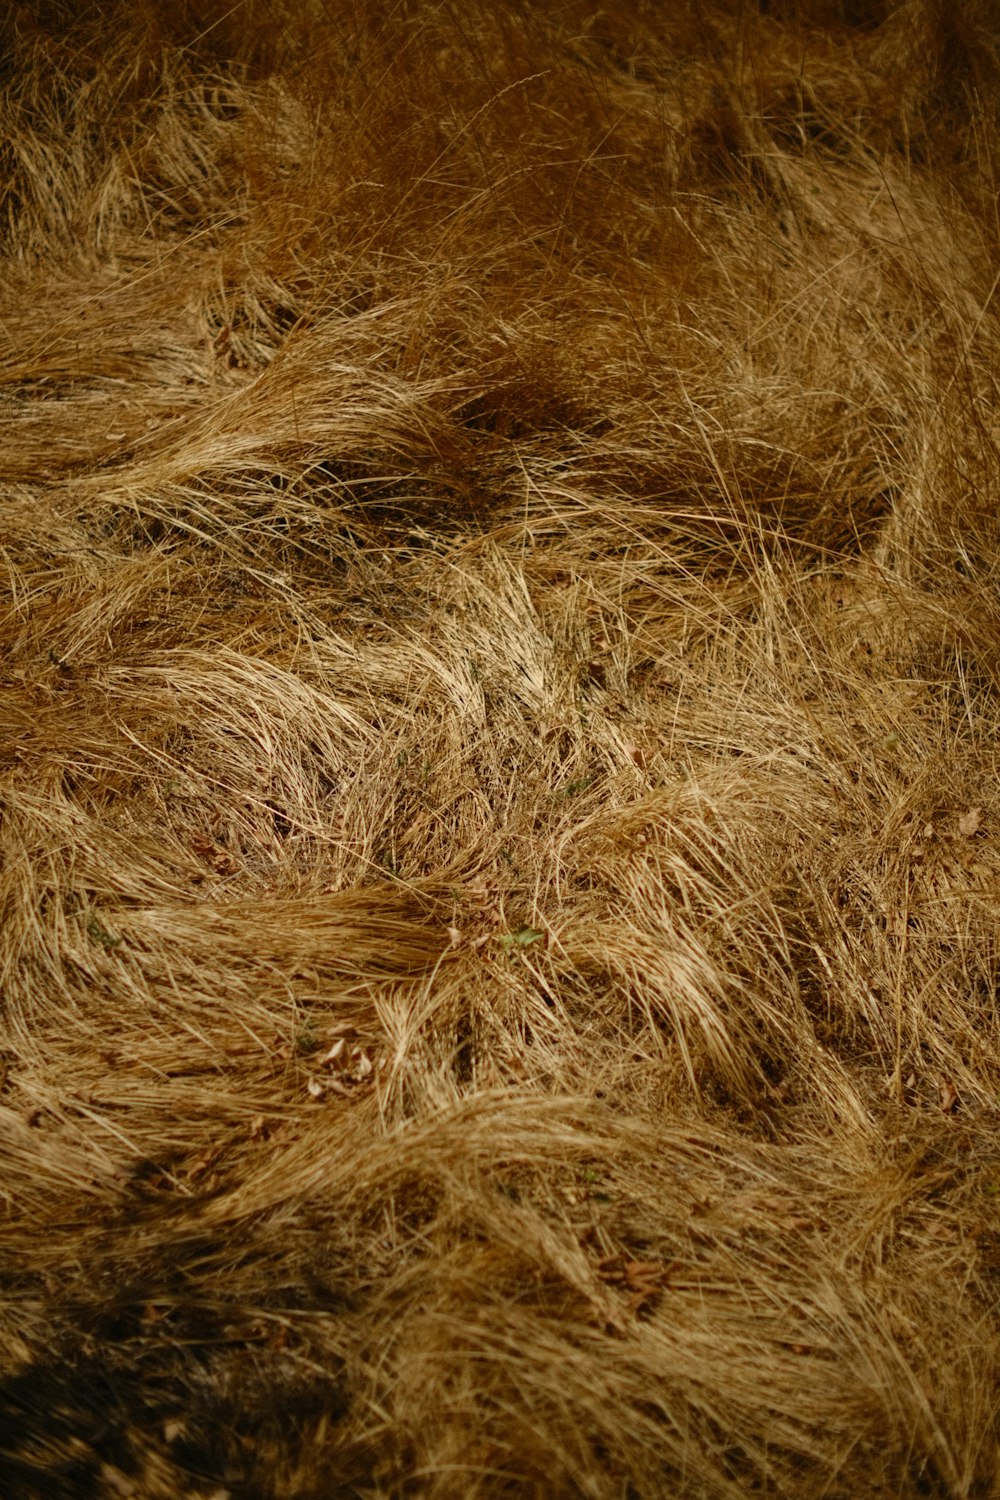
3;0;1000;1494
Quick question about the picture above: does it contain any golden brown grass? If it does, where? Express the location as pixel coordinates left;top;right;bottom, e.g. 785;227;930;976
3;0;1000;1494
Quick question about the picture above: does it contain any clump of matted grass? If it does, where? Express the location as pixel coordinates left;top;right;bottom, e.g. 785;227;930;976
2;1;1000;1496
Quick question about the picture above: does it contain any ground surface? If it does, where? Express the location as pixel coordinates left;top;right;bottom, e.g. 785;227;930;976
2;2;1000;1496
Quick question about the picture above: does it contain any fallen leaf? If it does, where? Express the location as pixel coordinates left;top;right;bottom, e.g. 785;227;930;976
596;1255;671;1315
938;1076;959;1114
598;1256;665;1287
312;1036;375;1091
190;831;238;875
188;1146;223;1180
320;1038;348;1067
622;1259;662;1283
958;806;983;838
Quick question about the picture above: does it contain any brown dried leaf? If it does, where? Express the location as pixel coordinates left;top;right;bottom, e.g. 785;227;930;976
622;1259;662;1281
314;1038;375;1090
598;1256;668;1290
320;1038;348;1068
958;806;983;838
188;1151;219;1180
938;1076;959;1114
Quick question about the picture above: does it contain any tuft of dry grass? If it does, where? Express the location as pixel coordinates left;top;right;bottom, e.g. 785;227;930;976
3;1;1000;1495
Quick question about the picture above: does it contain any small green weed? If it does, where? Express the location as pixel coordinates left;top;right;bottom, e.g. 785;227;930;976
86;912;122;949
498;925;545;954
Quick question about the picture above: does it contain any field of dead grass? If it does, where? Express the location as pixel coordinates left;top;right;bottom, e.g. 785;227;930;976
3;1;1000;1495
